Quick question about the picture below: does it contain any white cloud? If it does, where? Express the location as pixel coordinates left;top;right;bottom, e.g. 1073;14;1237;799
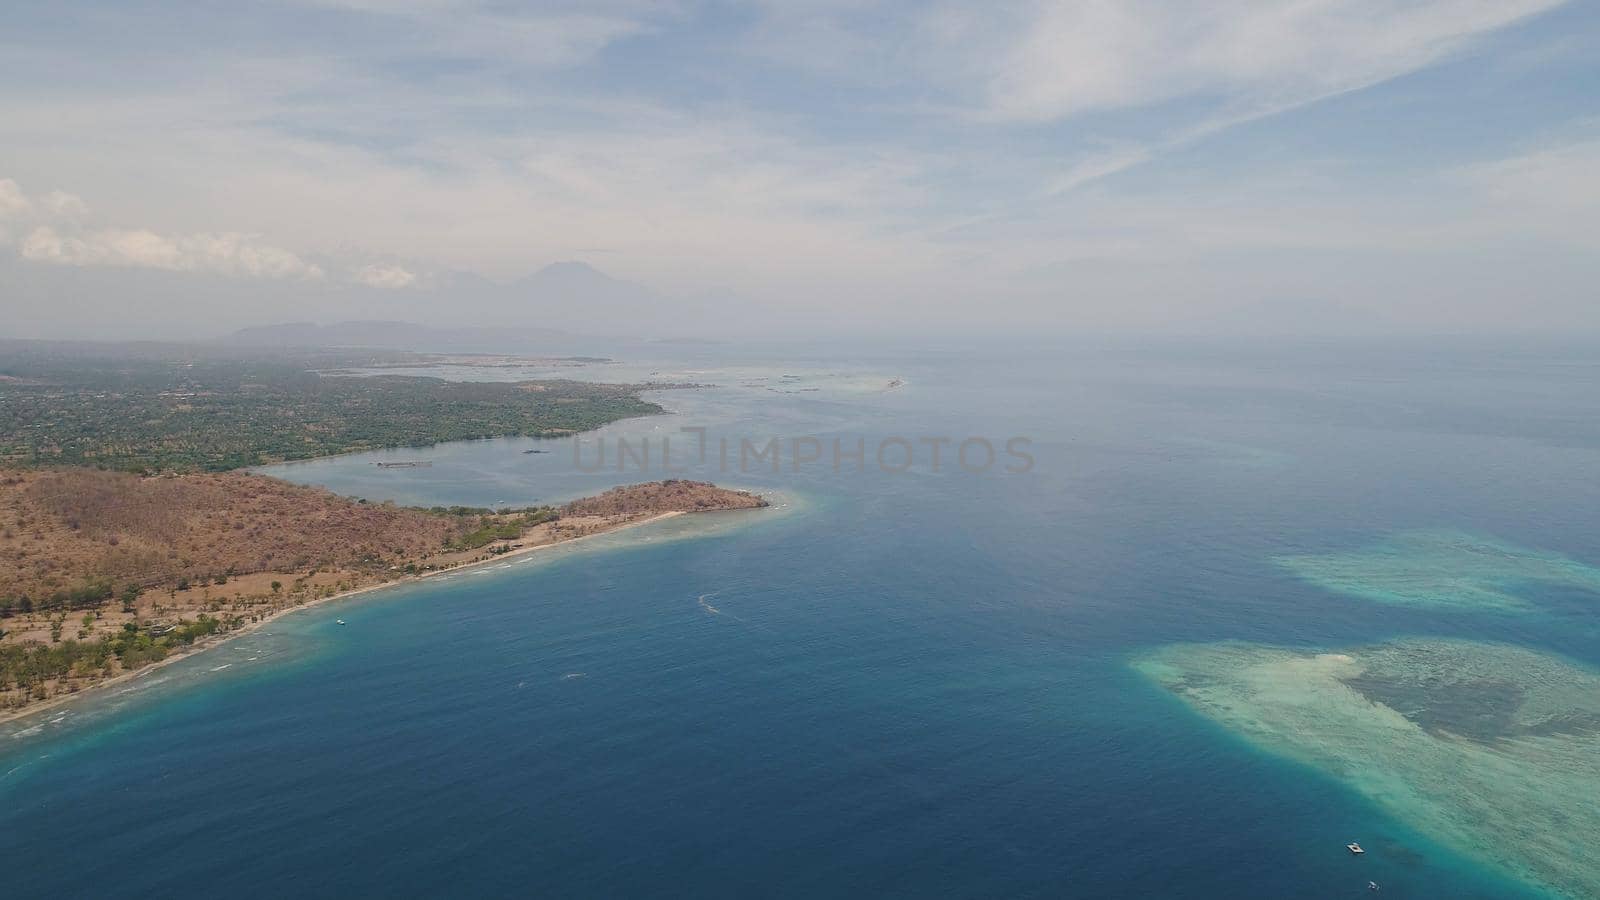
297;0;652;68
1463;136;1600;208
351;262;419;288
21;226;324;279
3;178;323;279
1048;145;1154;194
987;0;1566;122
1452;134;1600;247
0;1;1591;336
727;1;1569;195
0;178;33;222
517;126;926;218
439;13;646;67
40;190;90;219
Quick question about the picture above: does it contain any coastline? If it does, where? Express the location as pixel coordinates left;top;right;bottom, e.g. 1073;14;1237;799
1;509;695;729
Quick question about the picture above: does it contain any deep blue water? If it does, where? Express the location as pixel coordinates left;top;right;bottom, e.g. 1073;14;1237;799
5;338;1600;898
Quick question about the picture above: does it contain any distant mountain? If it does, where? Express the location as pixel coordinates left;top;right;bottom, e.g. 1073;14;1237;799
5;254;743;344
516;260;650;299
205;260;730;351
500;261;673;330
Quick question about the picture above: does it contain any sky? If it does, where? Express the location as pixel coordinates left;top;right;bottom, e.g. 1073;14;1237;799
1;0;1598;340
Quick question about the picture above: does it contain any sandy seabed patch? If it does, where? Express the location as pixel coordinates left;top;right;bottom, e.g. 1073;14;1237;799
1136;638;1600;899
1276;529;1600;612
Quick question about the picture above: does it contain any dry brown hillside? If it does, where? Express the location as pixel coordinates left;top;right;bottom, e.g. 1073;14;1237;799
1;471;764;604
562;480;767;517
0;468;467;601
1;470;767;717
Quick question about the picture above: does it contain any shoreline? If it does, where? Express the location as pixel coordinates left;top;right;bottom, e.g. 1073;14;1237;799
249;381;701;474
1;509;695;729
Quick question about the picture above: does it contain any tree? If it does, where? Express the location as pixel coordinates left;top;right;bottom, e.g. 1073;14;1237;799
121;584;141;613
270;581;282;595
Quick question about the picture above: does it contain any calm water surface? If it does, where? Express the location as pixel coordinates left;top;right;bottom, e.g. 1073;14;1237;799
5;339;1599;898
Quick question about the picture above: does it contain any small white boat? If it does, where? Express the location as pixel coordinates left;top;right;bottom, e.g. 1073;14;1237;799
1347;842;1365;855
1369;881;1380;891
336;619;346;626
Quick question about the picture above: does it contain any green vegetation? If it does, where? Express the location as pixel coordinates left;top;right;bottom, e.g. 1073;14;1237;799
0;341;664;472
451;507;560;549
0;615;224;694
0;579;114;616
0;640;111;692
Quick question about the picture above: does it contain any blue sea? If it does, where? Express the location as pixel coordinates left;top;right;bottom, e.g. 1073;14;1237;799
5;337;1600;898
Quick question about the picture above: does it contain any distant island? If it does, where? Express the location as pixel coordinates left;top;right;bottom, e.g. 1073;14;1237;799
0;470;766;719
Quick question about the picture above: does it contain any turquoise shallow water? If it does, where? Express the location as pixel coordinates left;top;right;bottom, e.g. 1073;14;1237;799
5;339;1600;898
1136;638;1600;899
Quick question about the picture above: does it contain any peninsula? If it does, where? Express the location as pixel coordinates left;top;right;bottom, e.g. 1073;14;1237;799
0;470;767;719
